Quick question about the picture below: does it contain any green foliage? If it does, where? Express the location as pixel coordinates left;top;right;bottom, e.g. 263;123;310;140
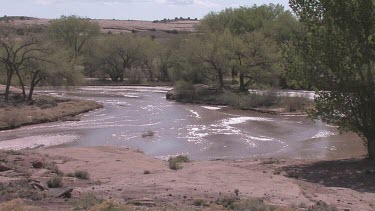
286;0;375;159
48;15;100;57
199;4;300;43
198;91;281;109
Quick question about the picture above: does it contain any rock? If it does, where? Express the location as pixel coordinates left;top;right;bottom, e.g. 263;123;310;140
32;161;44;169
55;188;74;198
130;198;156;207
31;183;47;191
0;164;11;172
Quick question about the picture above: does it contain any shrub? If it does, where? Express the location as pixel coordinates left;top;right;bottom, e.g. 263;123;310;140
0;180;44;201
168;155;190;170
66;172;74;177
174;80;195;102
193;199;208;206
144;170;151;174
231;199;275;211
47;175;63;188
90;200;134;211
74;170;90;180
308;201;338;211
45;162;63;176
72;193;103;210
215;193;239;208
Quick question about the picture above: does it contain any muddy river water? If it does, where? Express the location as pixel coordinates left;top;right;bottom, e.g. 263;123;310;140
0;86;365;160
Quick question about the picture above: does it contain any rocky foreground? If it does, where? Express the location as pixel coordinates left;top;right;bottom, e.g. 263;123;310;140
0;147;374;210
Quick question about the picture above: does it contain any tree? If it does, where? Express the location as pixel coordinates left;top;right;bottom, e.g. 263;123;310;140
23;45;81;101
48;15;100;60
199;4;300;43
189;32;233;89
286;0;375;159
92;35;143;82
138;37;160;82
0;34;49;101
230;31;281;91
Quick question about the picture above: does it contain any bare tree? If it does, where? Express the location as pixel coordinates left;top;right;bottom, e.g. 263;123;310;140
0;33;48;101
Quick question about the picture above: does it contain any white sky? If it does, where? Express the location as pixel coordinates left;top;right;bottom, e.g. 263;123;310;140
0;0;290;20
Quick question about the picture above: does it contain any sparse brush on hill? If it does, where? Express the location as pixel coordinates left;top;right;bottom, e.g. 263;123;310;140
168;155;190;170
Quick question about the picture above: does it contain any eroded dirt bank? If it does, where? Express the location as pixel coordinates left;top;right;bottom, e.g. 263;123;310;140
0;147;374;210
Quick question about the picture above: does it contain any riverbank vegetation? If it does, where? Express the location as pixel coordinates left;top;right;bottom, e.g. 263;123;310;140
0;95;102;130
1;1;374;158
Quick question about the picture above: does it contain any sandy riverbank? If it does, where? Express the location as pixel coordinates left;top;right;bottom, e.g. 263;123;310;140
0;146;374;210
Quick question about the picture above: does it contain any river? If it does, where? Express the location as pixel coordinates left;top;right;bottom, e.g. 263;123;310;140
0;86;365;160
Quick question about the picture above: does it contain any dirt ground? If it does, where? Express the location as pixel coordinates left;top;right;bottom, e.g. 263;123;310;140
0;146;374;210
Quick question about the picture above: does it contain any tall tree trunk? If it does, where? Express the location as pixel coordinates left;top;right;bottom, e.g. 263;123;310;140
148;67;154;82
231;67;237;84
218;70;224;89
368;136;375;160
15;69;26;100
4;70;13;102
239;72;246;92
28;84;35;102
120;70;124;82
28;72;40;102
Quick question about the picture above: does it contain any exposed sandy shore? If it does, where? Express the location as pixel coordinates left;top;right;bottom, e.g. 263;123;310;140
1;146;374;210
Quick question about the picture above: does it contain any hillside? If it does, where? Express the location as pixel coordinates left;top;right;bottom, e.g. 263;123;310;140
0;16;200;39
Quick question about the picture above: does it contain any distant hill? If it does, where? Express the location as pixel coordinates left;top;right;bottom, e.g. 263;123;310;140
0;16;200;39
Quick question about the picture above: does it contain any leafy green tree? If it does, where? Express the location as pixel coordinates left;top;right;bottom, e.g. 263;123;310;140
230;31;281;91
24;45;83;101
138;37;160;82
91;35;144;82
189;32;233;89
286;0;375;159
200;4;300;43
48;15;100;59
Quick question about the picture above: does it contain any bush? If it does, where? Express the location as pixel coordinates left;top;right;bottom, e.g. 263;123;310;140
0;180;44;201
72;193;103;210
168;155;190;170
45;162;63;176
198;91;281;109
281;97;312;112
193;199;208;206
90;200;135;211
174;80;195;102
231;199;275;211
74;170;90;180
47;175;63;188
308;201;338;211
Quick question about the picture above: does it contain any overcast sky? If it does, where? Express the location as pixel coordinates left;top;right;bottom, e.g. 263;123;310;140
0;0;290;20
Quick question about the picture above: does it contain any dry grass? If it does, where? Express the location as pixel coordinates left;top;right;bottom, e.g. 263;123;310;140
71;193;103;210
74;170;90;180
0;199;41;211
90;200;135;211
0;97;102;130
0;180;44;201
47;175;63;188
